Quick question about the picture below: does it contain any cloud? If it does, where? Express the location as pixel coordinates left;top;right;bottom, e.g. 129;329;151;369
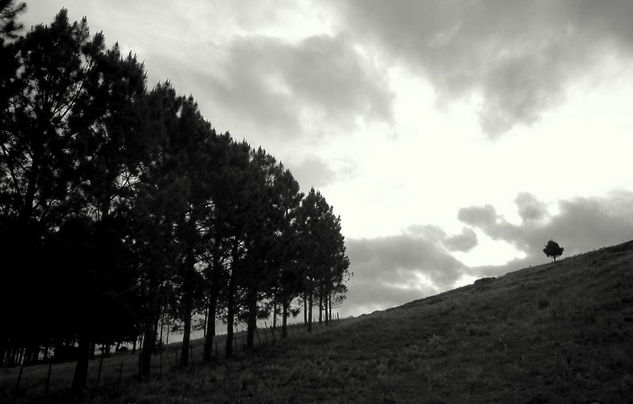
172;34;393;143
288;155;337;189
341;277;436;317
344;190;633;316
457;205;497;228
343;230;468;315
347;231;467;290
331;0;633;137
515;192;548;223
444;227;478;252
406;224;478;252
459;190;633;263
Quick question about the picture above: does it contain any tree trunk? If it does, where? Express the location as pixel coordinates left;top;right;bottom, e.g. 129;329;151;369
71;332;90;397
246;287;257;349
180;247;196;367
308;293;313;333
282;299;288;338
158;313;164;349
19;162;39;224
303;294;307;325
319;292;323;324
324;291;329;325
204;235;222;362
180;301;192;367
328;293;332;322
203;290;217;362
225;252;237;358
139;296;158;378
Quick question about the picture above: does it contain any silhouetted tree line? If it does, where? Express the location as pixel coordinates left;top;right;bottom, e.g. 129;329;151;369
0;4;350;395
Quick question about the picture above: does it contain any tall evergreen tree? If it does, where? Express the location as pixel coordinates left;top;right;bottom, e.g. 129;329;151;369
296;189;350;331
0;5;352;388
0;9;147;395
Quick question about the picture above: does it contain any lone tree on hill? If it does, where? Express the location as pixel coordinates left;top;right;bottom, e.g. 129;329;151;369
543;240;564;262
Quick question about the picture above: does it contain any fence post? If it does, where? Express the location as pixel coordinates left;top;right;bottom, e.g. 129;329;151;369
14;363;24;396
262;326;269;345
118;361;123;385
159;347;163;379
255;328;262;347
45;360;53;398
96;354;104;385
137;347;142;379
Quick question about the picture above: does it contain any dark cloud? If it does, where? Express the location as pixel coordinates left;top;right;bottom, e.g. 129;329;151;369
287;155;337;189
347;232;467;289
343;231;468;315
332;0;633;137
406;224;478;252
515;192;548;223
345;191;633;315
171;34;393;142
341;277;436;317
457;205;497;228
459;191;633;263
444;227;478;252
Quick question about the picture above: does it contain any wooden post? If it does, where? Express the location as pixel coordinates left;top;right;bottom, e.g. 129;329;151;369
262;326;269;345
118;361;124;385
165;320;170;347
45;360;53;398
203;307;208;339
14;363;24;396
255;328;262;346
96;354;104;385
159;312;165;349
159;347;163;379
137;345;142;379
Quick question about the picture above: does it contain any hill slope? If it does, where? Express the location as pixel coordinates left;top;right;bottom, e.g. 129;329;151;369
104;241;633;403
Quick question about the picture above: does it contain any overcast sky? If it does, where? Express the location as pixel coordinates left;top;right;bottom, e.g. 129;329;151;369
23;1;633;317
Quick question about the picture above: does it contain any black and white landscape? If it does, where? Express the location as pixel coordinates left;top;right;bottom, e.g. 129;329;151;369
2;1;633;402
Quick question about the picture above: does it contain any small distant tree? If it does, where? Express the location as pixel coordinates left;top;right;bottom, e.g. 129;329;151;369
543;240;564;262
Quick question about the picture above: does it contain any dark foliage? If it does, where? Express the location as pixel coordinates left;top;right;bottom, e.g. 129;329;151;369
0;7;350;397
543;240;564;262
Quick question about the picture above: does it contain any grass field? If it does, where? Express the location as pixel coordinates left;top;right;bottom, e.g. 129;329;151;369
0;321;342;403
3;240;633;403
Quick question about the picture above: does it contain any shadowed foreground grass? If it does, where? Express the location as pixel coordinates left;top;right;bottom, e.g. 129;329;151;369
5;240;633;403
0;322;335;403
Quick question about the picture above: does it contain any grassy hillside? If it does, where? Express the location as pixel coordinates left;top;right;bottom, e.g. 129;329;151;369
7;240;633;403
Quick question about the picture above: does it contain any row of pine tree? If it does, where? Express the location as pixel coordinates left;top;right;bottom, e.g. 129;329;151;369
0;3;350;394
